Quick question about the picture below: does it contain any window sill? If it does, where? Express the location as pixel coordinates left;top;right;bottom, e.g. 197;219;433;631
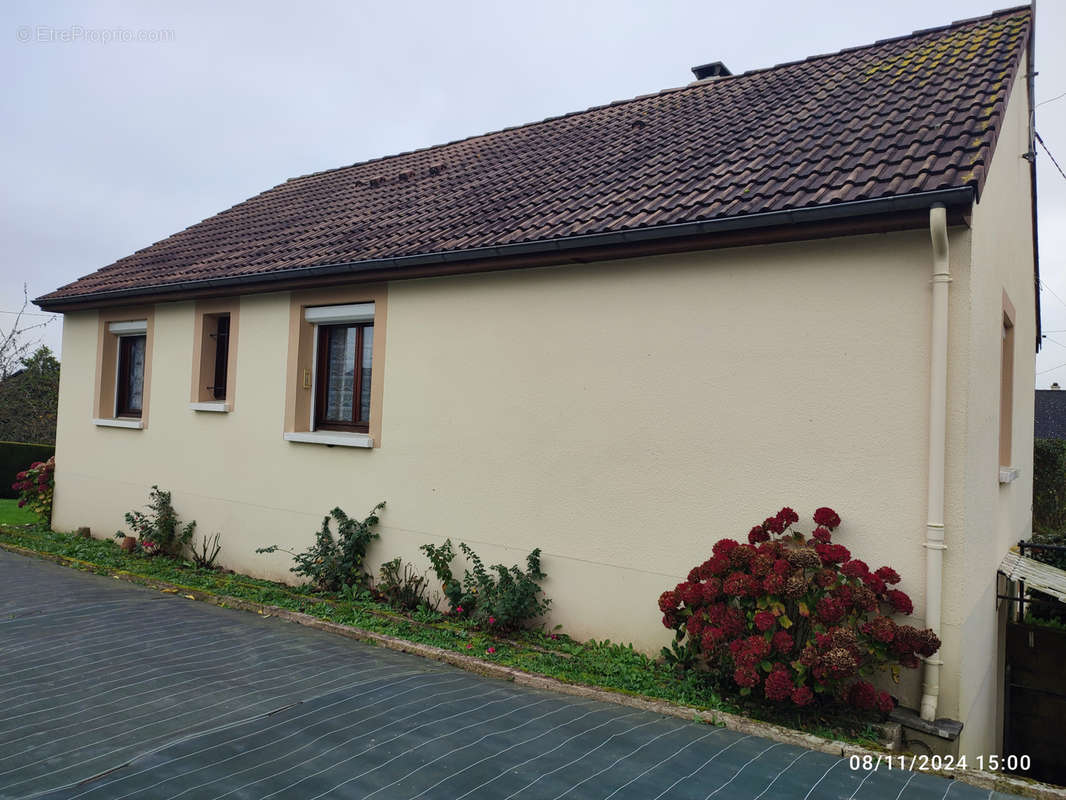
283;431;373;448
93;418;144;430
190;402;231;413
999;466;1020;485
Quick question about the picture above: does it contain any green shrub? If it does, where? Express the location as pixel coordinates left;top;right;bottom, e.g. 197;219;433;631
257;502;384;593
116;485;196;557
0;441;55;499
1029;531;1066;571
1033;438;1066;535
375;557;429;611
420;539;550;631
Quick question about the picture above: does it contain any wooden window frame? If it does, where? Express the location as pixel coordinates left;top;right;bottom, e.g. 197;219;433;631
314;321;373;433
191;300;239;409
115;334;146;418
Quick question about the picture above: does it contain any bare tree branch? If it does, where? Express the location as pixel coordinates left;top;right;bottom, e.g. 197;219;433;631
0;284;55;380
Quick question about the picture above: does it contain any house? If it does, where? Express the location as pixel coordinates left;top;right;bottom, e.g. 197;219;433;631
37;7;1037;760
1034;387;1066;439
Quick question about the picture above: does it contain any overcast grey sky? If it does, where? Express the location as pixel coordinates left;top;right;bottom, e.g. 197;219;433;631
3;1;1064;383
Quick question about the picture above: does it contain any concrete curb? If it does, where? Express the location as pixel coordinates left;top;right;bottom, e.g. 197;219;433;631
2;540;1063;800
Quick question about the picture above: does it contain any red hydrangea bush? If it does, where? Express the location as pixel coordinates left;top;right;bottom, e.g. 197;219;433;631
11;457;55;521
658;507;940;713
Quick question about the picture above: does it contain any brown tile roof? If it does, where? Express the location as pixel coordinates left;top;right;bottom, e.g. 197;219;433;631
39;6;1031;307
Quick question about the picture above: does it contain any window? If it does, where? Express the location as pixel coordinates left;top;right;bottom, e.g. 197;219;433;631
209;315;230;400
283;290;386;448
94;312;152;429
191;300;239;411
315;321;373;432
115;333;146;417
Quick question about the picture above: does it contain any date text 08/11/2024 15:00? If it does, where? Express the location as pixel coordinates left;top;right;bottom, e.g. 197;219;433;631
848;754;1032;773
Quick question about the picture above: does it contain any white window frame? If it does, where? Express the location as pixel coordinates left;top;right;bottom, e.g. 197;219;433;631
304;303;374;325
108;320;147;335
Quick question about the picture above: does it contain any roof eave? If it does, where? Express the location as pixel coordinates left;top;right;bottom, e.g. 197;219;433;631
36;186;975;311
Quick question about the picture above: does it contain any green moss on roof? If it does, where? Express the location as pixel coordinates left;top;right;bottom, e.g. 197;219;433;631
860;17;1024;84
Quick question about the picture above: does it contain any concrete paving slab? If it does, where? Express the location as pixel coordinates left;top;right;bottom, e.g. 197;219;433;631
0;549;1026;800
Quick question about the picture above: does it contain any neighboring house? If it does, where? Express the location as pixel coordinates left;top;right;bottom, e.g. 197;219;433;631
1034;387;1066;439
37;7;1037;759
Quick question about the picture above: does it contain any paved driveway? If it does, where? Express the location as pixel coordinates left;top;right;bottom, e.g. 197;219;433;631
0;549;1020;799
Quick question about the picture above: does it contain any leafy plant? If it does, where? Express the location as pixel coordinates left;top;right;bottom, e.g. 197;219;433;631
421;538;461;604
375;557;429;611
189;532;223;569
257;502;385;592
115;485;195;557
658;506;940;713
420;539;550;631
339;582;375;603
11;456;54;521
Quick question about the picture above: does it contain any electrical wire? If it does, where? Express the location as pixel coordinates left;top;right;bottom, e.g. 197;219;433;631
0;310;56;318
1042;337;1066;351
1039;279;1066;314
1036;90;1066;108
1036;131;1066;181
1037;361;1066;376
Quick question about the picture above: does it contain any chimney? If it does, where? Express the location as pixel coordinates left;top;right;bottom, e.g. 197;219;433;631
691;61;732;80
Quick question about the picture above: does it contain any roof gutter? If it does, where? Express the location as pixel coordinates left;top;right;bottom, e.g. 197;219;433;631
36;187;975;311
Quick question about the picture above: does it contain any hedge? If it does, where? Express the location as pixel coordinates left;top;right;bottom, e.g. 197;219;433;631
1033;439;1066;533
0;441;55;499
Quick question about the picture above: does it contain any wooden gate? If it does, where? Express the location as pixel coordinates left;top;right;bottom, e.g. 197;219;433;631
1004;620;1066;785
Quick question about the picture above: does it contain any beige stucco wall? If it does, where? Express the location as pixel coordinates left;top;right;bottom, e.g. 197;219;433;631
56;229;945;669
944;49;1036;758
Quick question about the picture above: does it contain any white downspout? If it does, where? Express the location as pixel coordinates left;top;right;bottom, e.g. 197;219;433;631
921;203;950;722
